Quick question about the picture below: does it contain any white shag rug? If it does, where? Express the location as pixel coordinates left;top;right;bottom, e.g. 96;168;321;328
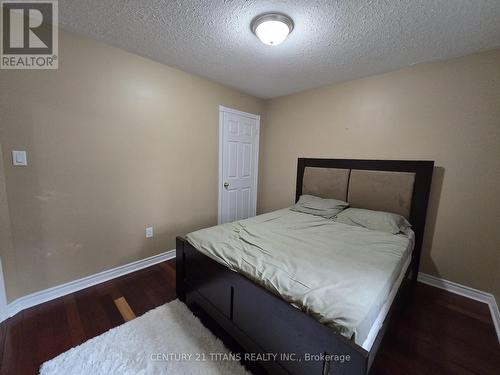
40;299;249;375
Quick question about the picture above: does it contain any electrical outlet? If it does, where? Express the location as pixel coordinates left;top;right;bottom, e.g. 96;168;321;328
145;226;153;238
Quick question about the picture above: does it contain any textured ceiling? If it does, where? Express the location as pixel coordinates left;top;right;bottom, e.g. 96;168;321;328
59;0;500;99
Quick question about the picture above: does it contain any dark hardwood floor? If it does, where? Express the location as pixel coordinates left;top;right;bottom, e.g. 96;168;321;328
0;260;498;375
371;284;499;375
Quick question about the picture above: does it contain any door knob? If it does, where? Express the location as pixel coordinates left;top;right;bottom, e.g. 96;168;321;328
223;182;229;188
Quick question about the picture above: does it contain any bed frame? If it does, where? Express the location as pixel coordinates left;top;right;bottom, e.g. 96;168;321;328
176;158;434;374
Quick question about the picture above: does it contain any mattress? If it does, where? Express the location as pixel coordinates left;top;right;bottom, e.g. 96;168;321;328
186;208;414;347
361;251;412;350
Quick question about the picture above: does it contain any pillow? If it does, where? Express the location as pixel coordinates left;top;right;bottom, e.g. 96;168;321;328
291;195;349;219
333;208;411;234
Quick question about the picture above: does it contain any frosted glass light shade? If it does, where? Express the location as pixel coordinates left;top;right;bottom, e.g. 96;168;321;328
251;13;294;46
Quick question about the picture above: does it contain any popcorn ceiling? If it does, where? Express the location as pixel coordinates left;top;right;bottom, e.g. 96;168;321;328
59;0;500;98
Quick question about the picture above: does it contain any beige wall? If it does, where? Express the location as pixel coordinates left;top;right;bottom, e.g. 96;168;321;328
1;28;498;308
0;144;18;301
259;49;500;303
0;29;263;301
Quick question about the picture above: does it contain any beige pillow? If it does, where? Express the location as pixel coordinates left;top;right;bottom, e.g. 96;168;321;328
291;195;349;219
334;208;411;234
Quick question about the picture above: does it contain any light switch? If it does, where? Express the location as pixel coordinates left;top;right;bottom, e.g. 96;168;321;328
12;150;27;166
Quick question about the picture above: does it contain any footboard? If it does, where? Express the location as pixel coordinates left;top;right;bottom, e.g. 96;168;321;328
176;237;370;375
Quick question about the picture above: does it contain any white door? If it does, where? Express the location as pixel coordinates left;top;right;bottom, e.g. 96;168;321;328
218;106;260;224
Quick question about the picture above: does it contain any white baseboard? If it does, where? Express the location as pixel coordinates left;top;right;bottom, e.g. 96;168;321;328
1;249;176;322
418;272;500;343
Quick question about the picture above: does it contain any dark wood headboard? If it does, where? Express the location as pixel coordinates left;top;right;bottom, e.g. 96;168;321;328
296;158;434;276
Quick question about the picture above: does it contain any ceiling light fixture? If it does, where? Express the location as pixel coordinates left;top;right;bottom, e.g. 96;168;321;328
251;12;294;46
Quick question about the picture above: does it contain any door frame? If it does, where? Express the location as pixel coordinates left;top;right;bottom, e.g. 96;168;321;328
0;257;7;322
218;105;260;225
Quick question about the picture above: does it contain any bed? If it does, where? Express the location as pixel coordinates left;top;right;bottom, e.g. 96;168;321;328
176;158;434;375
